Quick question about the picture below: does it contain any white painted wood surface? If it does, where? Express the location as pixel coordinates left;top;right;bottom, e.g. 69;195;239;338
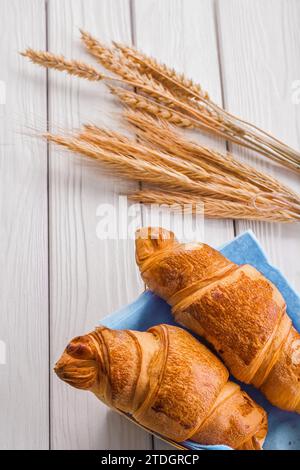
217;0;300;293
0;0;299;450
48;0;148;450
0;0;49;450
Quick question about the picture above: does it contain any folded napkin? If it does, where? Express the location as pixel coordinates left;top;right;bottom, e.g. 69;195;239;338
101;230;300;450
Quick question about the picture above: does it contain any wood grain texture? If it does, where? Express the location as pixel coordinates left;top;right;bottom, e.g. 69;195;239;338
0;0;49;450
132;0;234;449
48;0;149;450
217;0;300;292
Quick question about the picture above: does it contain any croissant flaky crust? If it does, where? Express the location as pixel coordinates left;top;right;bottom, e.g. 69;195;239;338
55;324;267;449
135;227;300;413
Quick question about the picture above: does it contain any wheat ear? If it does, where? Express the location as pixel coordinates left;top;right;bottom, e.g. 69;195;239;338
79;124;269;201
111;43;300;171
113;42;208;101
109;86;199;128
129;190;298;223
21;49;105;81
80;30;181;106
22;37;300;172
45;133;211;194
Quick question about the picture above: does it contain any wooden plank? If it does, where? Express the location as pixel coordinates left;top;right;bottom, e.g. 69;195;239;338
133;0;234;449
0;0;49;449
133;0;234;249
217;0;300;292
48;0;150;449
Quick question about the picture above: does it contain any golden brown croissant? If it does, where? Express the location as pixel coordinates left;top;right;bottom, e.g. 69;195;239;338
55;323;267;449
135;227;300;413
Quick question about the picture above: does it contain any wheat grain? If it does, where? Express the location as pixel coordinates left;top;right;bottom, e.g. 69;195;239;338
109;86;195;128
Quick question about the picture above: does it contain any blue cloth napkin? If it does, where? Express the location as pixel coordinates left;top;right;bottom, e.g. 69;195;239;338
101;230;300;450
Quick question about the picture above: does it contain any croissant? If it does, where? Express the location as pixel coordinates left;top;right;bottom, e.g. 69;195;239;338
55;323;267;449
135;227;300;413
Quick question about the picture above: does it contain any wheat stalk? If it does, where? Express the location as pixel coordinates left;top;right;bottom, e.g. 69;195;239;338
82;124;131;143
45;123;300;221
79;123;270;201
43;122;300;221
109;81;300;166
21;33;300;223
128;190;298;223
111;41;300;172
124;110;300;203
22;33;300;172
80;32;300;170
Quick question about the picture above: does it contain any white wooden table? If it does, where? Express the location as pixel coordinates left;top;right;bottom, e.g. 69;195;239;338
0;0;299;450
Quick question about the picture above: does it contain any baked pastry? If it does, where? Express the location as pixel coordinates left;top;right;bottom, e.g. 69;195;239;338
135;227;300;413
55;323;267;449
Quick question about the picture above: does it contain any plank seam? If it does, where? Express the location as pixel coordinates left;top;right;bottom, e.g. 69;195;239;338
45;0;51;451
129;0;152;450
214;0;237;236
